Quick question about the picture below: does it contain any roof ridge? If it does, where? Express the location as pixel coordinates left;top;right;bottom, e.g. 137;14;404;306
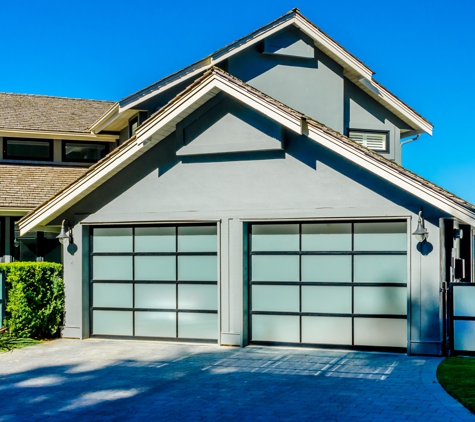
0;92;115;103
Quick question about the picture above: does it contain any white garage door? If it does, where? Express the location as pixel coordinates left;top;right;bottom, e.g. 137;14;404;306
90;224;218;342
249;221;408;350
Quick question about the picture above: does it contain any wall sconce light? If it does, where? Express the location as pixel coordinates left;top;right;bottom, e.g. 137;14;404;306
13;238;20;248
56;220;73;245
412;210;429;243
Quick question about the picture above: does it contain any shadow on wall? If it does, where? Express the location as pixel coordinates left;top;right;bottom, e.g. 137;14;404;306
0;344;412;421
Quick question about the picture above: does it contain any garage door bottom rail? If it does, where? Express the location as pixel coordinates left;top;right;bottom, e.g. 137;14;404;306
249;341;406;354
90;335;218;344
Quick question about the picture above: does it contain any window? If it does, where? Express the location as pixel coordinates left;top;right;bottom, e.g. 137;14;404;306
3;138;53;161
348;130;388;152
62;141;108;163
129;116;139;138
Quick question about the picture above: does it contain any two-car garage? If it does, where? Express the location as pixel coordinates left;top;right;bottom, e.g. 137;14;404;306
90;221;408;351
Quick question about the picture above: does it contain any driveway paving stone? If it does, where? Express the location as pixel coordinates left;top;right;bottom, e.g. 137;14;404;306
0;339;473;421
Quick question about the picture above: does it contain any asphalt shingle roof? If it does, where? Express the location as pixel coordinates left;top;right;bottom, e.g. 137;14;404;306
0;93;115;133
0;165;87;209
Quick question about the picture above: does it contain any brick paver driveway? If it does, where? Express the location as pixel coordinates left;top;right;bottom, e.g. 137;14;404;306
0;339;473;422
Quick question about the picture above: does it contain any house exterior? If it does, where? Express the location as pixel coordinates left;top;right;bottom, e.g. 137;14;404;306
0;94;117;262
12;9;475;356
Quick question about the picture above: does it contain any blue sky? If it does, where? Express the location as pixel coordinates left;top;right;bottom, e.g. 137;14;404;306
3;0;475;202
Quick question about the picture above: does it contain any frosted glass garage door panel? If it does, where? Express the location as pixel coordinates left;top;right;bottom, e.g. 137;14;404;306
93;228;133;253
251;224;299;251
178;256;217;281
252;285;299;312
135;312;176;338
93;283;132;308
93;311;133;336
354;287;407;315
301;255;351;282
302;317;352;345
354;222;407;251
178;313;218;339
252;255;299;281
301;286;352;314
135;227;176;252
135;256;176;281
135;284;176;309
354;318;407;348
252;315;299;343
301;223;351;251
453;286;475;317
178;226;217;252
93;256;133;280
454;321;475;351
354;255;407;283
178;285;217;310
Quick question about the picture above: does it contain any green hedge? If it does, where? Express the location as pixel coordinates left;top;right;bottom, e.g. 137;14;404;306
0;262;64;339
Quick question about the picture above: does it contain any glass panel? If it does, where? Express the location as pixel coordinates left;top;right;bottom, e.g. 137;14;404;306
135;256;176;281
178;226;217;252
93;283;132;308
93;228;133;253
178;256;217;281
135;227;176;252
64;142;107;162
354;318;406;348
354;255;407;283
453;286;475;317
178;313;217;339
93;256;133;280
354;286;407;315
252;285;299;312
251;224;299;251
302;223;351;251
135;284;176;309
301;286;352;314
251;255;299;282
178;284;217;310
454;321;475;351
301;256;351;282
302;317;352;345
251;315;299;343
5;139;51;160
354;222;407;251
93;310;133;336
135;312;176;338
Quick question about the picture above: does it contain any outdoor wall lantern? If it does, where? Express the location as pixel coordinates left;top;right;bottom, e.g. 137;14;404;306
412;211;429;243
57;220;73;245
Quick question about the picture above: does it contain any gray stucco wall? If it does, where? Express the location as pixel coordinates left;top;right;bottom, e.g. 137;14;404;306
60;97;446;355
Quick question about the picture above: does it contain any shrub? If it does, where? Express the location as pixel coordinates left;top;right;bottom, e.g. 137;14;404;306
0;262;64;339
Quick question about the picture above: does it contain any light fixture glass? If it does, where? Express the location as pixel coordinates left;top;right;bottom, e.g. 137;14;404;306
412;211;429;243
57;220;72;245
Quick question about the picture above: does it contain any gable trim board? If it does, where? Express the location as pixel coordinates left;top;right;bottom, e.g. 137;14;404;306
92;9;432;137
18;68;474;236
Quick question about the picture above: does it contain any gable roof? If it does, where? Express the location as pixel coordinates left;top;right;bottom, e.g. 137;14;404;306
92;8;432;136
18;67;474;235
0;93;117;140
0;164;87;210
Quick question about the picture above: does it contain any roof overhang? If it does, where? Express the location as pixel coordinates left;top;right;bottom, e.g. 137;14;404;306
0;128;118;142
0;208;30;217
113;9;432;136
18;68;471;235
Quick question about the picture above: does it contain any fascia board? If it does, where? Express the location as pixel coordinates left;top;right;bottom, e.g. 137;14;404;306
0;208;30;216
19;140;140;235
307;125;475;225
293;15;373;80
0;129;118;142
89;103;120;133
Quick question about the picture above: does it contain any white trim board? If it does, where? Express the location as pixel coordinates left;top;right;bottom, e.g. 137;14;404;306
18;69;473;235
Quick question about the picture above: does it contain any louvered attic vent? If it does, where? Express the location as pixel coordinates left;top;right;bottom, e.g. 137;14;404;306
348;131;387;151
